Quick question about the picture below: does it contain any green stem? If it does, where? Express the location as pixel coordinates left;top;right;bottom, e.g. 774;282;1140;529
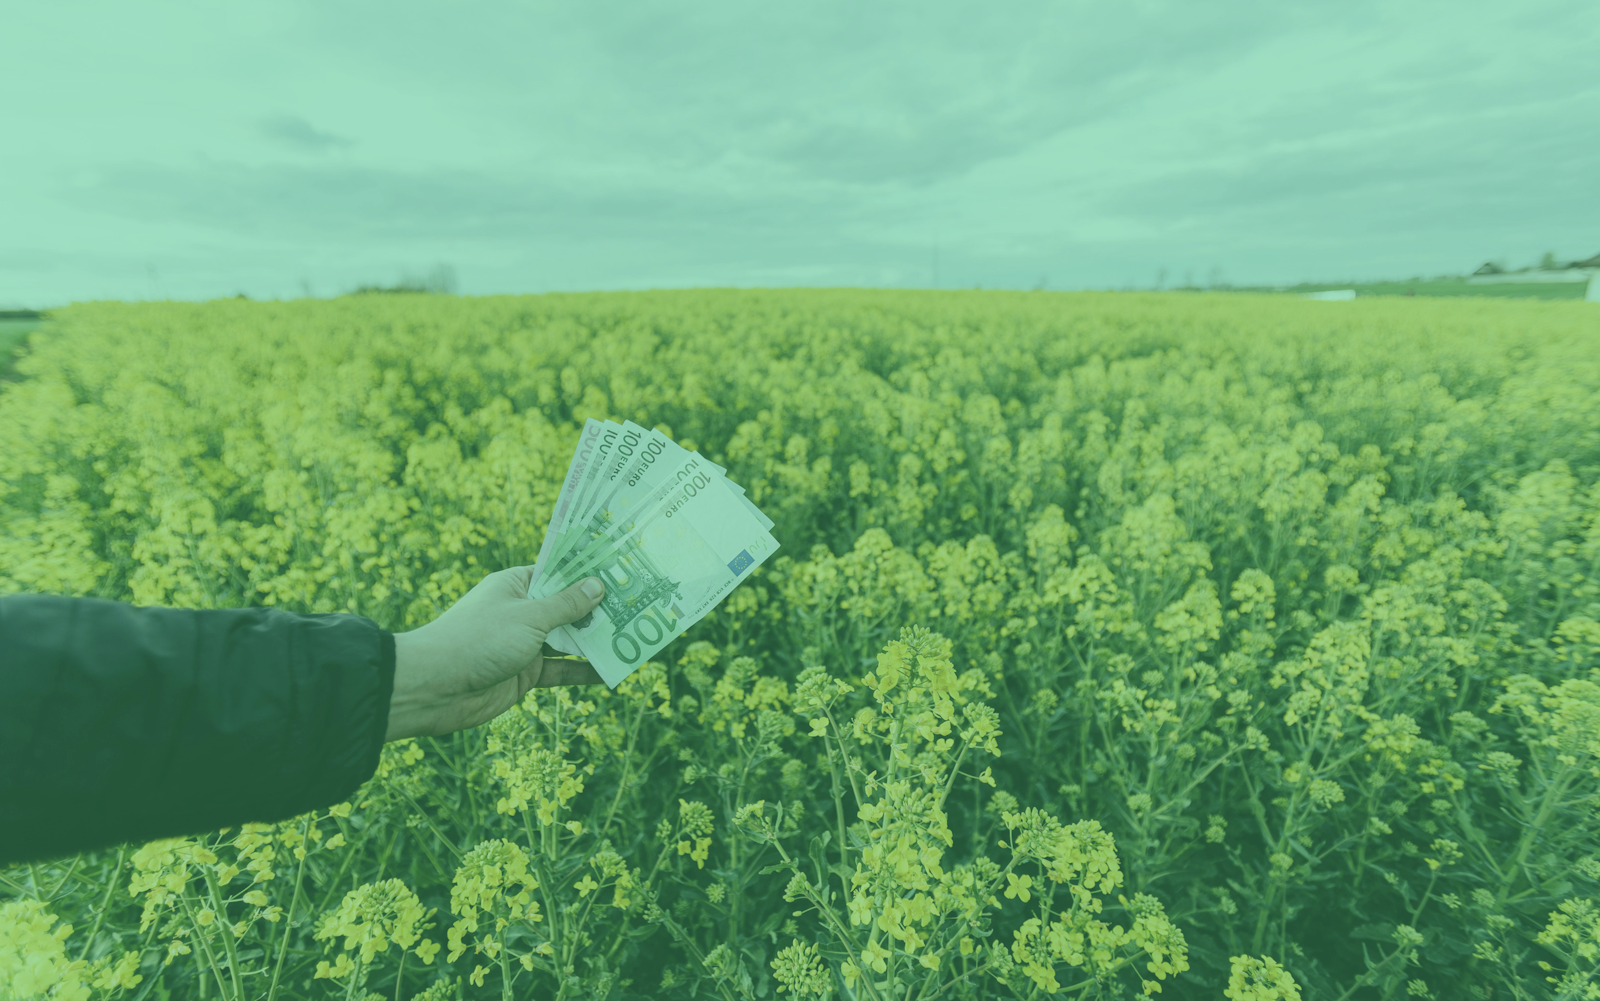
266;816;313;1001
655;915;742;1001
918;960;994;1001
522;811;560;967
47;857;82;900
78;848;126;961
309;835;362;922
768;837;884;1001
0;871;34;896
398;787;465;862
203;867;246;1000
599;697;649;837
824;706;866;806
562;876;608;984
1410;868;1439;927
1329;947;1406;1001
176;890;233;1001
344;958;362;1001
1497;768;1573;907
824;726;853;904
499;922;514;1001
1143;746;1239;824
934;739;972;814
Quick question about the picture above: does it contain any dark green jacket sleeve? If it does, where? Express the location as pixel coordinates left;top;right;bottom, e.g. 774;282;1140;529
0;594;395;866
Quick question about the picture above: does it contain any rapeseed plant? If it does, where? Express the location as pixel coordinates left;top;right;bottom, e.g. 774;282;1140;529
3;289;1598;998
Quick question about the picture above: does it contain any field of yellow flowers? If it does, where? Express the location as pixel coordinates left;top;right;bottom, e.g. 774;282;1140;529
2;289;1598;1001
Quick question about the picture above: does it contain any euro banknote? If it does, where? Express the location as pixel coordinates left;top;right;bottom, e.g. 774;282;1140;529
533;420;765;652
530;421;769;598
528;422;778;687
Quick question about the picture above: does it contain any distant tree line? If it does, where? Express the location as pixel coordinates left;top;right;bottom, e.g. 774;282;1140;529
347;264;458;296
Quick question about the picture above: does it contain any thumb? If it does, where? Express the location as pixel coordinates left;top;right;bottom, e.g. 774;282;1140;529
526;576;605;634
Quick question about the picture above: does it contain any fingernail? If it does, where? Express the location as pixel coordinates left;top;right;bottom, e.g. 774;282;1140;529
580;577;604;600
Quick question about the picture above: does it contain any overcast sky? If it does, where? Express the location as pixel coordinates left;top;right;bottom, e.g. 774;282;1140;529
3;0;1597;307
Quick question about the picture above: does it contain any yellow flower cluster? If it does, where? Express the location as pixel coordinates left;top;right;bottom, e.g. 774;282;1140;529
675;799;715;869
127;838;218;932
777;626;1187;997
486;689;593;824
687;643;792;741
770;938;832;998
313;877;437;973
1223;954;1302;1001
1494;676;1600;776
0;899;141;1001
447;840;541;963
998;812;1187;994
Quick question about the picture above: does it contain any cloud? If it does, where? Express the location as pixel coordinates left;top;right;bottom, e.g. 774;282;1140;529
1097;92;1600;246
9;0;1600;302
543;1;1310;188
258;115;353;152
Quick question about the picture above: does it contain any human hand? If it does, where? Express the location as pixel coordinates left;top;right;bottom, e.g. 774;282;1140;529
384;565;604;742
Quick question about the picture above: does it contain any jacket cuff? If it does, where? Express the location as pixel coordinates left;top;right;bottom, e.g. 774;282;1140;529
372;628;396;755
299;618;396;812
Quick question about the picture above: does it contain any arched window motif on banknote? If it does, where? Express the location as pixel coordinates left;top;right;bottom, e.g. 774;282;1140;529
595;534;681;631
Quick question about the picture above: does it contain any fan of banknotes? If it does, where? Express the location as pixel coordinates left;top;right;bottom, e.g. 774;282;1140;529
526;419;779;688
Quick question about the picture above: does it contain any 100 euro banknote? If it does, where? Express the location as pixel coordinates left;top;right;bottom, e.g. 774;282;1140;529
535;421;772;658
539;420;771;589
528;426;778;687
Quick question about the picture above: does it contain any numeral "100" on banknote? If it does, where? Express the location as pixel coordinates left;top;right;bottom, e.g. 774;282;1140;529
610;603;680;665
